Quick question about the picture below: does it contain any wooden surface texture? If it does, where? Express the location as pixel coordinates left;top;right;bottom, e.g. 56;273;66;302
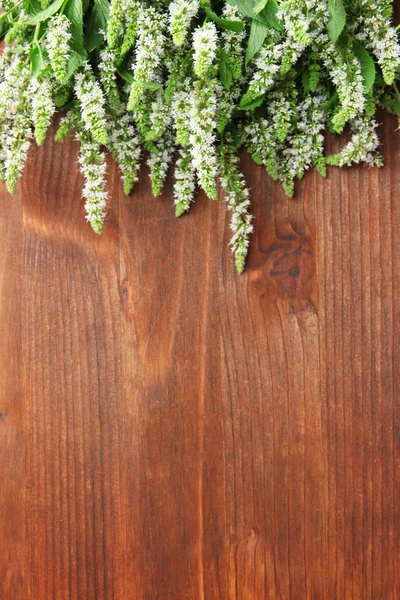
0;113;399;599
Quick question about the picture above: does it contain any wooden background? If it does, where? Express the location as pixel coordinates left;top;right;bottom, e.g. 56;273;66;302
0;111;399;599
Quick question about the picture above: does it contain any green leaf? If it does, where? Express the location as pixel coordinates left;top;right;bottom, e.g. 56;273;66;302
327;0;346;44
229;0;281;29
144;82;162;91
253;0;268;14
66;50;85;78
85;0;109;51
26;0;66;24
93;0;109;27
30;42;48;76
204;7;245;32
64;0;85;56
238;94;264;111
117;65;134;84
258;0;281;29
245;19;268;66
353;42;376;91
219;51;233;89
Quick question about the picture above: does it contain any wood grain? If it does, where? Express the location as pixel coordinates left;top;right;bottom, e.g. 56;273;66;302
0;112;399;598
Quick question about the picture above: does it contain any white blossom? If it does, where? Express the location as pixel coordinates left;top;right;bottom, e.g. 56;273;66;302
192;23;218;79
106;112;141;195
75;64;108;145
189;81;218;199
30;78;55;146
46;15;71;84
76;128;108;234
169;0;199;47
127;7;166;110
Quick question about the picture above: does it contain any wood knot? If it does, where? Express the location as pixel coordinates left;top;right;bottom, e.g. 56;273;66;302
0;412;7;421
250;241;316;306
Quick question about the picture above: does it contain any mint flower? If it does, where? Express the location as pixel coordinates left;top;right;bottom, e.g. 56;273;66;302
174;146;196;216
326;116;382;167
245;118;279;180
324;45;365;133
76;126;108;234
30;78;55;146
219;140;253;274
75;64;108;145
106;112;141;196
189;81;218;200
99;49;121;112
192;23;218;79
0;54;32;193
171;81;191;146
107;0;124;48
120;0;140;56
147;130;174;197
46;15;71;84
220;4;245;80
169;0;199;47
146;92;173;142
127;7;166;110
357;0;400;85
279;93;327;197
240;35;283;105
55;110;78;142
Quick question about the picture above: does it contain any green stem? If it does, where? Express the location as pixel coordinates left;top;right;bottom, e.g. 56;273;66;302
0;0;23;21
34;22;40;41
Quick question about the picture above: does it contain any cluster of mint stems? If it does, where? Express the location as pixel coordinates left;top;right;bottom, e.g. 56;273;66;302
0;0;400;272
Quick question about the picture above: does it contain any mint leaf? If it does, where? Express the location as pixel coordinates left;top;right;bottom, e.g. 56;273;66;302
353;42;376;91
327;0;346;44
219;51;233;89
204;7;245;32
26;0;65;24
253;0;268;15
238;94;264;111
245;20;268;66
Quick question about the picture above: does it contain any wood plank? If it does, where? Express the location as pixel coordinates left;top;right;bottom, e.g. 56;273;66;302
19;129;125;599
0;113;399;597
0;155;24;599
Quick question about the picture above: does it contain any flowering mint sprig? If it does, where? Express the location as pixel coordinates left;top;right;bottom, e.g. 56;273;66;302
173;146;196;216
240;35;283;107
30;78;55;146
99;49;121;112
278;0;311;74
279;92;327;197
147;130;174;197
120;0;140;56
324;45;365;133
326;116;383;167
75;64;108;145
146;92;173;143
106;112;141;195
0;52;32;193
357;0;400;86
76;124;108;234
192;22;218;79
218;139;253;274
169;0;199;47
46;15;72;85
127;7;166;110
55;110;79;142
107;0;124;48
189;80;218;200
220;3;245;81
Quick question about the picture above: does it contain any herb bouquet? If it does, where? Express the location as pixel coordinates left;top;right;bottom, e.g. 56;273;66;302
0;0;399;272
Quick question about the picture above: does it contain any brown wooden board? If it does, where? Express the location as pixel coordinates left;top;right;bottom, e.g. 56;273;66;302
0;113;399;598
